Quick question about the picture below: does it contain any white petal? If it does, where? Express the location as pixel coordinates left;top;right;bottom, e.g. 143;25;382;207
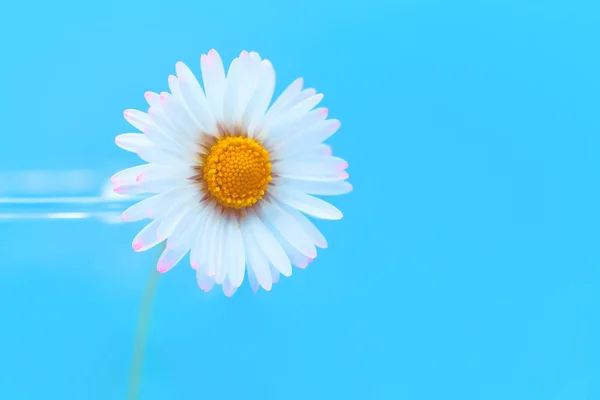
111;164;183;187
148;98;193;148
215;221;228;285
276;170;349;183
124;109;154;132
261;201;316;258
120;188;183;222
206;215;224;278
233;51;261;124
115;133;152;153
201;49;226;121
273;156;348;178
266;93;323;138
265;78;303;119
277;119;341;158
157;242;191;273
270;266;281;283
284;93;323;121
222;56;242;125
247;266;259;293
143;124;186;155
136;166;193;185
196;265;215;292
245;60;276;134
227;223;246;287
242;222;272;290
110;164;149;187
159;91;199;144
274;188;342;220
269;222;312;269
282;243;311;269
167;75;185;104
188;212;210;268
219;222;235;281
132;219;164;252
147;104;186;146
249;215;292;277
176;61;216;133
268;107;328;149
274;178;352;196
114;179;188;195
189;231;202;270
281;204;328;248
144;91;161;107
195;210;218;271
303;144;332;158
222;278;238;297
261;88;316;138
271;88;317;122
157;197;196;240
136;144;188;166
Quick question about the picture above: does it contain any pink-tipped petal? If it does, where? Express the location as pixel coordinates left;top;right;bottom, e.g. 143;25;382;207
222;279;238;297
156;245;189;274
131;219;163;252
282;205;328;249
144;92;160;107
295;261;308;269
196;268;215;292
175;61;186;77
115;133;151;153
247;267;259;294
270;267;280;284
123;109;154;132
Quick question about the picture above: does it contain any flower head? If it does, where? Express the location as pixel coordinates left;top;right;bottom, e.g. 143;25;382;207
113;49;351;296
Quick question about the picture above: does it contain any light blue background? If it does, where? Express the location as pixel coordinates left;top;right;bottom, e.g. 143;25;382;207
1;0;599;399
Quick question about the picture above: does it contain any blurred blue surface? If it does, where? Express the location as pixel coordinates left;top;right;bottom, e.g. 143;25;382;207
1;0;600;399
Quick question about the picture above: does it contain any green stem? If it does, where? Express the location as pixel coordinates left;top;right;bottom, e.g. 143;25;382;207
127;244;164;400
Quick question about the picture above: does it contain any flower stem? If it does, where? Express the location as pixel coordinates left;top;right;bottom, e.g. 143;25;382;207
127;244;164;400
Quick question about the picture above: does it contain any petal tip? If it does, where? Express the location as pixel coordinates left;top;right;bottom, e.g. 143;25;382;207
132;241;144;252
157;266;169;274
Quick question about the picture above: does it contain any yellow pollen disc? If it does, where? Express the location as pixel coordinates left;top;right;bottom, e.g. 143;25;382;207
203;136;272;209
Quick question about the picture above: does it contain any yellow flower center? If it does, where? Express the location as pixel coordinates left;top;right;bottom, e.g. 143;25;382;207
202;136;272;209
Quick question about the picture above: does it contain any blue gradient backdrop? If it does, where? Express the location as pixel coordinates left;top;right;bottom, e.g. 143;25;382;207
1;0;599;399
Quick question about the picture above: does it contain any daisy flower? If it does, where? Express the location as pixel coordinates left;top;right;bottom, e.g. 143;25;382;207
112;49;351;296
